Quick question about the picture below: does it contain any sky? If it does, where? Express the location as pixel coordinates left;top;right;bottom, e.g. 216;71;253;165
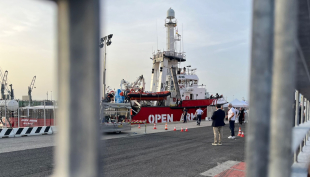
0;0;252;102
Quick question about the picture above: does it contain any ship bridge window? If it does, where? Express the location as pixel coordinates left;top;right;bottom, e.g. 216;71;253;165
194;80;198;85
189;80;193;86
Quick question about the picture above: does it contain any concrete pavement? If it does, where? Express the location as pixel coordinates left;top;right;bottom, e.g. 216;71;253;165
0;120;246;177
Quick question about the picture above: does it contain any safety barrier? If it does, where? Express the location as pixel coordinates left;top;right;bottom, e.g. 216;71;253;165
0;128;16;138
0;126;54;138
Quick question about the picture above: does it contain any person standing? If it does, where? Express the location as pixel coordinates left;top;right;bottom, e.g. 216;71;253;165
181;108;188;123
234;107;239;123
195;107;203;125
238;107;245;125
211;104;226;145
227;104;236;139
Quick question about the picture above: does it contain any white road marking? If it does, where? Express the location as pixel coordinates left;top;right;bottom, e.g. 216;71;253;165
200;160;240;177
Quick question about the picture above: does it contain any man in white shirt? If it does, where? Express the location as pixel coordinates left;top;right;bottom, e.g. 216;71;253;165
227;104;236;139
195;107;203;125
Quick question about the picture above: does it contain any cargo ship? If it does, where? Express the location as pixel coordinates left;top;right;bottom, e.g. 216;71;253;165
103;8;226;124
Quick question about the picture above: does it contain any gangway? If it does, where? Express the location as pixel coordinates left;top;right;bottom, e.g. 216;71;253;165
170;67;181;101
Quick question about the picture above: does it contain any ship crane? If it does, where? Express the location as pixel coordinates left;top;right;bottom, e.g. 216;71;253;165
28;76;36;104
120;79;130;90
1;71;8;100
131;75;145;91
120;75;145;92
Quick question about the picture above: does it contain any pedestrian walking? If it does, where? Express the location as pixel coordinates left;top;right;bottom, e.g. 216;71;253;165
211;104;226;145
238;107;245;125
181;108;188;123
195;107;203;125
227;103;236;139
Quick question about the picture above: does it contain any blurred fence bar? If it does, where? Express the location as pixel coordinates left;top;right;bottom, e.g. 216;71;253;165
268;0;297;176
53;0;101;177
246;0;274;177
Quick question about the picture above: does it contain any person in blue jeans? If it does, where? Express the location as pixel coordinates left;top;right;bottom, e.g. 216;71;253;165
227;103;236;139
182;108;188;123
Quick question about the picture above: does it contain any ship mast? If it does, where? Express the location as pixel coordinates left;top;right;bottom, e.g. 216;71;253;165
149;8;185;94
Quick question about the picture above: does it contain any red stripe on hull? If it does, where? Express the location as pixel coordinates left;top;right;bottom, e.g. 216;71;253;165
132;99;216;123
132;107;208;123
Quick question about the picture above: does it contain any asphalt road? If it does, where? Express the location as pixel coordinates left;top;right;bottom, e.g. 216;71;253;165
0;123;246;177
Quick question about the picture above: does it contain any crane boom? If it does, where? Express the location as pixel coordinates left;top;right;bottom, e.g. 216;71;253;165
28;76;36;103
1;71;8;99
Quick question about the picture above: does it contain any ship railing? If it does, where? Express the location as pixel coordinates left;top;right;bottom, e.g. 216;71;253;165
162;51;186;59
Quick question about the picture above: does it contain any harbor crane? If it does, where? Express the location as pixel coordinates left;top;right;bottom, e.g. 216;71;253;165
1;71;8;100
9;84;14;100
28;76;36;103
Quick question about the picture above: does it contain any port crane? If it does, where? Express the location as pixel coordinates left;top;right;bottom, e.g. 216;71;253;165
1;71;8;100
28;76;36;104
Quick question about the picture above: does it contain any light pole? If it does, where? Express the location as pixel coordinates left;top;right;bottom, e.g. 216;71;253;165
99;34;113;100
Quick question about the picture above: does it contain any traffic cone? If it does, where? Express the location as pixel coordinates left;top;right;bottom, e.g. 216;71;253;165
241;132;245;137
181;127;183;132
173;127;176;131
138;124;141;129
165;123;168;130
153;123;157;129
185;128;188;132
238;129;242;137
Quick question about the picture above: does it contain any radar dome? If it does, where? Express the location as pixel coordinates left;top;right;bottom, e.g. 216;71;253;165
6;100;18;111
167;8;175;19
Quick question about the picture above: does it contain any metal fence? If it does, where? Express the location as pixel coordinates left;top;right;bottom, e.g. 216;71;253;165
0;101;57;128
49;0;310;176
246;0;310;177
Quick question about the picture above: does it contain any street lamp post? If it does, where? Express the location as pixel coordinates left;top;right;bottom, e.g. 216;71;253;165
99;34;113;100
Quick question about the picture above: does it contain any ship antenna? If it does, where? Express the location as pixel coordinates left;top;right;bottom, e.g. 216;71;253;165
156;19;158;51
182;23;184;53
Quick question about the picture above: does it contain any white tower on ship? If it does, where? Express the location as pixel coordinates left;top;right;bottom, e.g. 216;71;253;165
166;8;178;51
150;8;185;93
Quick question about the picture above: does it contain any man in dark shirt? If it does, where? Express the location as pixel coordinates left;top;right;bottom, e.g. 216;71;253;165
211;104;226;146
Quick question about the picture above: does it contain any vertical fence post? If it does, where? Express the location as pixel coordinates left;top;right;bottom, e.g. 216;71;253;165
307;100;309;121
18;108;20;128
44;100;46;126
301;95;304;124
268;0;297;176
295;91;299;126
300;95;304;153
53;0;101;176
246;0;274;177
5;99;6;127
306;99;308;146
53;101;56;126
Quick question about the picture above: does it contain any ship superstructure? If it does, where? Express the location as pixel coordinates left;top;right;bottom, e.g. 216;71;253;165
149;8;209;106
